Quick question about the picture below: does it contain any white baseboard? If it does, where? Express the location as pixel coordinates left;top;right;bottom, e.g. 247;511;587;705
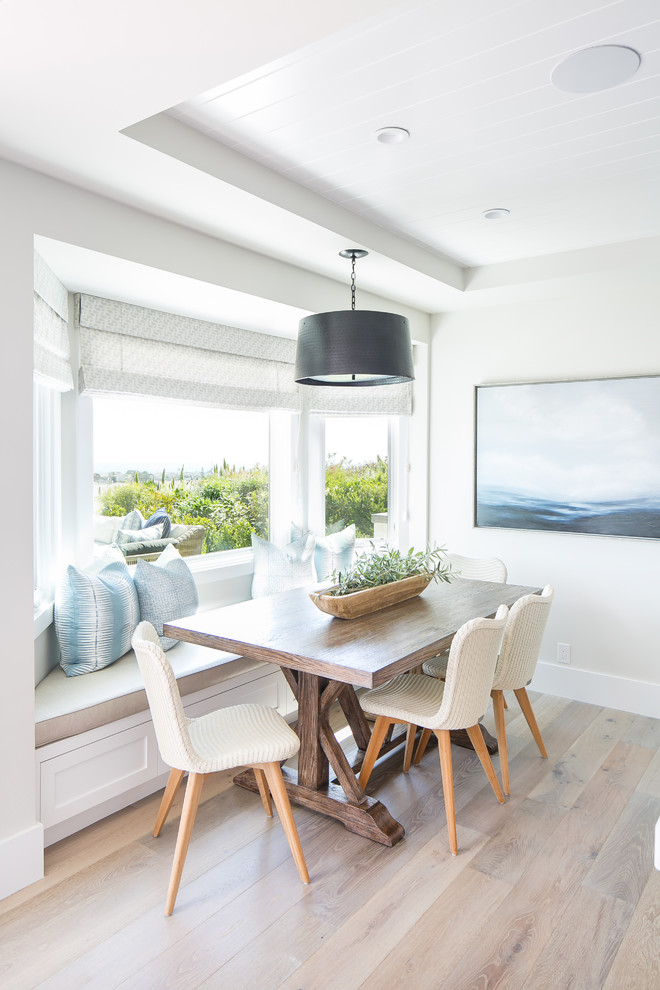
0;822;44;900
530;661;660;719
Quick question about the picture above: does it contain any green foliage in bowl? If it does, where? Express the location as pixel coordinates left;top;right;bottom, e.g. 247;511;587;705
329;545;451;597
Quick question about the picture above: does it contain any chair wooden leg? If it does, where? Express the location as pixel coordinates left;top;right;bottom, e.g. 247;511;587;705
403;723;417;773
254;767;273;816
434;730;457;855
359;715;393;789
514;687;547;758
491;690;510;796
260;762;310;884
466;724;505;805
165;771;206;916
153;767;185;838
413;726;432;765
503;694;508;710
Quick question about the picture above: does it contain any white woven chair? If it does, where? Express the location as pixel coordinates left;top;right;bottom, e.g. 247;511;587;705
358;606;509;855
131;621;309;915
490;586;554;795
421;553;507;681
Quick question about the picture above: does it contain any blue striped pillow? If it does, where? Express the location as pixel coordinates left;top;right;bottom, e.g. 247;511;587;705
55;552;139;676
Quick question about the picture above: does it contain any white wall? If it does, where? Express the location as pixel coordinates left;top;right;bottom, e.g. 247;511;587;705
0;156;430;900
429;274;660;716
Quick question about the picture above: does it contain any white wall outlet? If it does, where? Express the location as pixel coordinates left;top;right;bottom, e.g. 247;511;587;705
557;642;571;665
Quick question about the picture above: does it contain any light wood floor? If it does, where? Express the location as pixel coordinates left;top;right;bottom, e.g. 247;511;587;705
2;692;659;990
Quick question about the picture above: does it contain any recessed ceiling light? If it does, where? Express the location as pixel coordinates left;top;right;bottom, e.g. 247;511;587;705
551;45;641;93
375;126;410;145
482;208;510;221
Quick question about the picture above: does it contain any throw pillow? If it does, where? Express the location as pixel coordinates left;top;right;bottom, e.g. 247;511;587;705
55;549;140;676
122;509;145;531
315;524;356;581
93;514;124;545
144;508;171;537
116;523;164;545
251;532;316;598
133;544;199;650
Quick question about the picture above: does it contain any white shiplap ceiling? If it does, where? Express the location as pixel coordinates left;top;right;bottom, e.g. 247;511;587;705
168;0;660;268
2;0;660;319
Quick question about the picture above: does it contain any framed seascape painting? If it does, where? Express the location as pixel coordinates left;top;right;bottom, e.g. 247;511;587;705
474;375;660;540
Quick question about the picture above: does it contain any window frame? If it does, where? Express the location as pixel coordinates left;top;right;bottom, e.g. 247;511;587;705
310;411;409;549
33;381;61;627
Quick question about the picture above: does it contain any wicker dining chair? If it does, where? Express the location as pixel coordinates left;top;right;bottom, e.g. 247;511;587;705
358;606;509;855
421;553;507;681
489;586;554;795
446;553;508;583
416;586;554;795
132;621;309;915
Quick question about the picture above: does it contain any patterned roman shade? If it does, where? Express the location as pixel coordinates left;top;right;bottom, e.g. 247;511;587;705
34;251;74;391
76;293;412;415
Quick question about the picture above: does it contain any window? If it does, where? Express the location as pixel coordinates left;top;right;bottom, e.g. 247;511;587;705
92;395;270;554
324;416;390;542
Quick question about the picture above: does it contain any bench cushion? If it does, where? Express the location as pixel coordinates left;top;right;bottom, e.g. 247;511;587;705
35;640;264;748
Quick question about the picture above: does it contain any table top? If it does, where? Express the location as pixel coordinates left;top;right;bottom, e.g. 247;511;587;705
164;577;540;689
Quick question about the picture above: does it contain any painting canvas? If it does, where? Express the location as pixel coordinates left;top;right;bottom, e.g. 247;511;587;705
475;376;660;539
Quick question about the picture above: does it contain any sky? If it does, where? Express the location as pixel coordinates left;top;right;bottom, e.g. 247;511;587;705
476;377;660;503
93;395;388;474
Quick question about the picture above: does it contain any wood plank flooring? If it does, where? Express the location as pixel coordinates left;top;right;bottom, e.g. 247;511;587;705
1;692;658;989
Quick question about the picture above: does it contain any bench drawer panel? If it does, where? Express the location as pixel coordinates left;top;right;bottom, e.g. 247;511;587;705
41;722;160;827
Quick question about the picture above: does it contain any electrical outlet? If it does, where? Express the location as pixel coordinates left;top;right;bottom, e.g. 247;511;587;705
557;642;571;665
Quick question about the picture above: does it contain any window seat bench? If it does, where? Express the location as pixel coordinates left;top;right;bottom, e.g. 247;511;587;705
35;641;296;846
35;641;257;748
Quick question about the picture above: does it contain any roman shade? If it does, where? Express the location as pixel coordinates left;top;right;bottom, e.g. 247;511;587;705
76;293;412;415
34;251;74;392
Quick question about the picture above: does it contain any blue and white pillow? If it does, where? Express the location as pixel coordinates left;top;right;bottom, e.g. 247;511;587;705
122;509;144;531
315;524;356;581
251;532;316;598
144;508;171;537
55;550;139;676
133;544;199;650
116;523;164;544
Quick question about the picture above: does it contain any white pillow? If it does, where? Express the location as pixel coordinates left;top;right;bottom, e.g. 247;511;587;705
169;523;190;539
251;532;316;598
93;515;123;544
315;524;356;580
116;523;164;545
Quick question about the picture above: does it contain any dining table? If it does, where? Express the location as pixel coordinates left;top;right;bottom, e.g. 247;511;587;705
164;576;541;846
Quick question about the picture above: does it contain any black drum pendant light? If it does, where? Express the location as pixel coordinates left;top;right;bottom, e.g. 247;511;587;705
295;249;414;386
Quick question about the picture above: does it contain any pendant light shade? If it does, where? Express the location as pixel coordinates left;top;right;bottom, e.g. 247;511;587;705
295;250;414;387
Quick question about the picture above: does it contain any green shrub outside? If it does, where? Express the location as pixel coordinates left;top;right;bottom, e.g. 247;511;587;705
97;469;269;553
325;456;387;538
98;457;387;550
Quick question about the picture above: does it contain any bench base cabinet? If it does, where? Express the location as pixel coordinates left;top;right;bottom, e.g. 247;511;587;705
37;666;295;846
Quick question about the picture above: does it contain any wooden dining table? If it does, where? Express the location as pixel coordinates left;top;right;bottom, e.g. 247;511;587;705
164;577;540;846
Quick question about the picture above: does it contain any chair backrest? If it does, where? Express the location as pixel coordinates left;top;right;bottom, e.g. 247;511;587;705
447;553;507;583
437;604;509;730
492;585;554;691
132;620;198;771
